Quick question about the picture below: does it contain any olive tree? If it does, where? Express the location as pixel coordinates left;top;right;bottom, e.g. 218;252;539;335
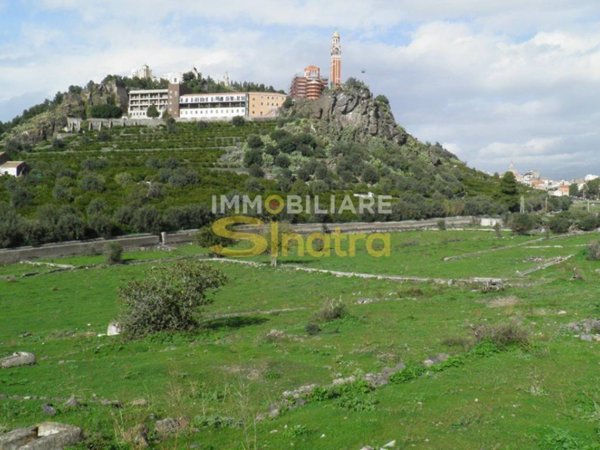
118;261;227;338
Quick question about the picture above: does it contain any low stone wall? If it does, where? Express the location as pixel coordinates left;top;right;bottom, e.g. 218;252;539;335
0;235;159;264
0;216;492;264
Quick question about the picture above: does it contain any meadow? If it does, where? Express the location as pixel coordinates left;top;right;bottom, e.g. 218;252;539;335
0;229;599;449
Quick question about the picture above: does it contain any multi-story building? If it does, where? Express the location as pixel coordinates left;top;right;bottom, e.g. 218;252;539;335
247;92;287;118
330;31;342;88
128;89;170;118
128;80;286;121
290;65;328;100
179;92;248;120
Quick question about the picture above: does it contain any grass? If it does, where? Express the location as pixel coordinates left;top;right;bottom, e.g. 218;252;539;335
0;229;599;448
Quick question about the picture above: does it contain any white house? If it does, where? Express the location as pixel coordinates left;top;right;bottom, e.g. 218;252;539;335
0;161;27;177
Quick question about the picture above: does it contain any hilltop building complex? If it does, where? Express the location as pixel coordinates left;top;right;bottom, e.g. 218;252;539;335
128;85;285;120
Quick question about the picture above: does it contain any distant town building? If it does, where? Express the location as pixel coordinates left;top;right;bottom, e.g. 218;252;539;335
163;72;184;84
330;31;342;88
290;65;328;99
131;64;153;80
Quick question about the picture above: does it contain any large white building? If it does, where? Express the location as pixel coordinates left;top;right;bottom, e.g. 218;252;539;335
128;89;169;118
179;93;247;120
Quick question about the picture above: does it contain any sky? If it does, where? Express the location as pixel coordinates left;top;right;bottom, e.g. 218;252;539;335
1;1;600;179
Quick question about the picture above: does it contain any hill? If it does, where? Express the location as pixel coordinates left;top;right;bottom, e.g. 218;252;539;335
0;78;556;249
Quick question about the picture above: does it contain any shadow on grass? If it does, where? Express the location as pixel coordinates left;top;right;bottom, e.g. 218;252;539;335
202;315;268;330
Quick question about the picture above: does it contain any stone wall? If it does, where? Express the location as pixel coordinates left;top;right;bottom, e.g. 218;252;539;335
0;217;498;265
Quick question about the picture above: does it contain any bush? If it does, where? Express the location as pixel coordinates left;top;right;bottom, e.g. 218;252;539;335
231;116;245;126
118;261;227;338
578;214;599;231
90;104;123;119
305;323;321;336
437;219;446;231
548;215;571;234
586;241;600;261
195;225;234;249
314;298;346;322
473;322;529;348
510;213;537;235
105;242;123;265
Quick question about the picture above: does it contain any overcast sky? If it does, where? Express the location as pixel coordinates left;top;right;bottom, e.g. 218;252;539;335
1;1;600;179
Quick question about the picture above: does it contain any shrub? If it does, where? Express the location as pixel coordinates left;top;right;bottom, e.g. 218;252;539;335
578;214;599;231
305;323;321;336
118;261;227;338
437;219;446;231
90;104;122;119
510;213;536;235
314;298;346;322
473;322;529;348
231;116;245;126
586;241;600;261
105;242;123;265
548;215;571;234
195;225;234;249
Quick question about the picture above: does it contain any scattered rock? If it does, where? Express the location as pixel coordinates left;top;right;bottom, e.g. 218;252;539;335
423;353;449;367
107;322;121;336
356;298;374;305
41;404;57;416
0;426;37;449
1;352;36;369
129;398;148;407
282;384;317;399
580;334;594;342
34;421;83;448
154;417;187;436
487;296;519;308
364;363;406;388
100;399;122;408
63;396;79;408
0;422;83;450
265;329;286;341
123;423;149;449
383;439;397;448
332;375;356;386
267;405;280;419
359;447;374;450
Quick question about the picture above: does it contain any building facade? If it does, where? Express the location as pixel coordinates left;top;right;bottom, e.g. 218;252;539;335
290;65;328;99
128;89;170;118
247;92;286;118
179;93;247;120
330;31;341;88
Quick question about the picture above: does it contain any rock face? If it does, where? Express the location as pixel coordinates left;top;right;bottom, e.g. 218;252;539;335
288;82;408;146
0;422;82;450
1;352;36;369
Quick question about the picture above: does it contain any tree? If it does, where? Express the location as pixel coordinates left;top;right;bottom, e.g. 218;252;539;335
362;165;379;184
89;104;122;118
274;153;290;168
569;183;579;197
246;134;263;149
500;172;519;212
510;213;536;235
231;116;245;126
147;104;160;118
118;261;227;338
244;149;263;167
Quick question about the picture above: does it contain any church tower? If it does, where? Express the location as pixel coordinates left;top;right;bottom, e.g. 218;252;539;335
330;31;341;88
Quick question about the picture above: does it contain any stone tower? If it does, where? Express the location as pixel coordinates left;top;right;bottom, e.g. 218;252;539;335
330;31;341;88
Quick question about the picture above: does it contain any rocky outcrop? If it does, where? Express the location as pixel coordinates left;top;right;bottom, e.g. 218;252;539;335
287;82;408;145
0;422;83;450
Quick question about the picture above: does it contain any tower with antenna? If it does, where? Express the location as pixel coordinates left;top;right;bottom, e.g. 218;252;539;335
330;31;342;88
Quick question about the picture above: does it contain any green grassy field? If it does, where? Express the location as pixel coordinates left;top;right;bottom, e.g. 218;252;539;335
1;230;599;449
